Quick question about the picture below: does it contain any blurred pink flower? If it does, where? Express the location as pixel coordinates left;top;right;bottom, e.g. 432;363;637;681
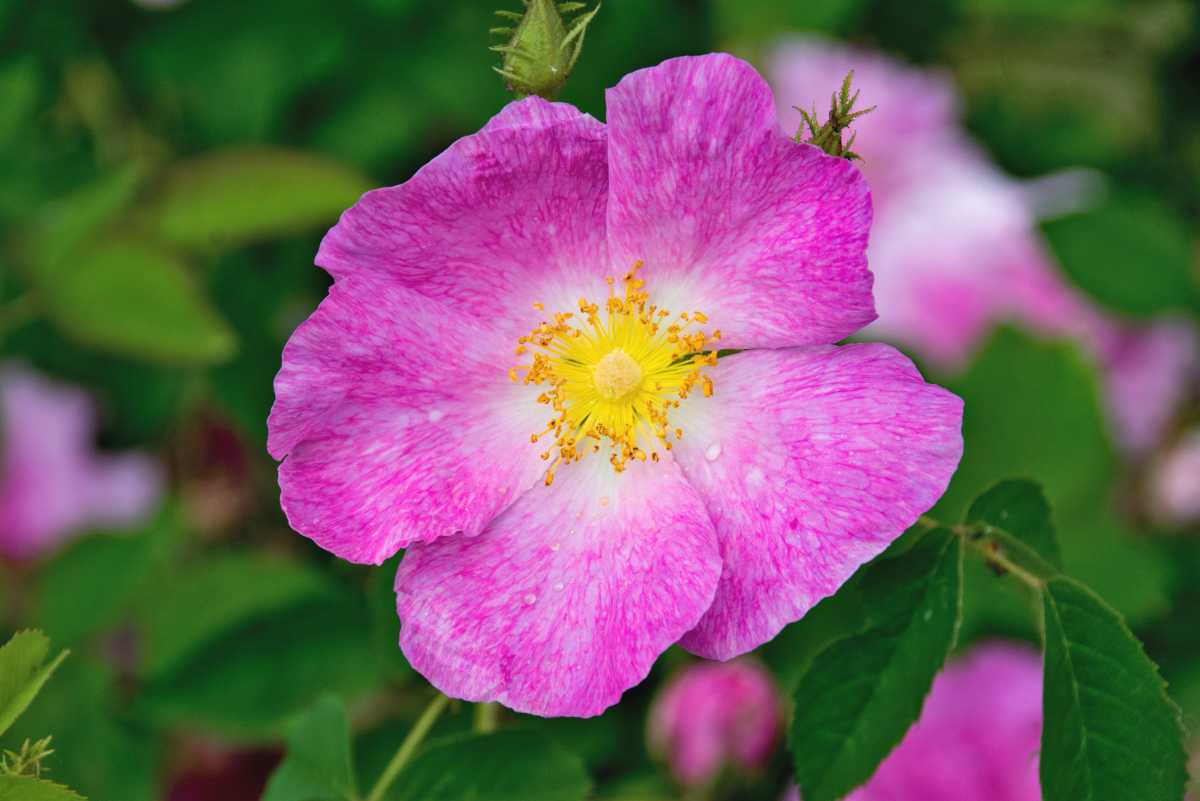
786;642;1043;801
269;54;964;717
0;365;162;561
648;659;782;786
1147;427;1200;526
768;38;1198;452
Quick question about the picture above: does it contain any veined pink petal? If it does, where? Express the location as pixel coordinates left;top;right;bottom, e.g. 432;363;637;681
315;96;610;342
605;53;875;350
271;278;548;564
670;346;963;659
395;456;722;717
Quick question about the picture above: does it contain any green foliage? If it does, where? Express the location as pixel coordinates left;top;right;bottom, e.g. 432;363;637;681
966;478;1063;570
142;147;372;251
36;235;236;364
0;632;68;738
710;0;867;41
0;776;85;801
138;595;382;737
386;730;592;801
262;696;358;801
1042;192;1200;318
1041;577;1188;801
139;552;336;678
790;530;963;801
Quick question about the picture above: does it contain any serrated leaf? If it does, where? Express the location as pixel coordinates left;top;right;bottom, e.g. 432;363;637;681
37;235;235;364
0;631;68;737
0;776;85;801
141;553;335;678
1041;576;1188;801
967;478;1063;569
262;695;357;801
387;730;591;801
143;147;371;250
790;530;963;801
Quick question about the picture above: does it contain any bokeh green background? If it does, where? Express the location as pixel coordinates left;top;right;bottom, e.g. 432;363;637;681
2;1;1199;799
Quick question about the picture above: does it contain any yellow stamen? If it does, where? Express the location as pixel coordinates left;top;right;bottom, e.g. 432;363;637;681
511;261;718;478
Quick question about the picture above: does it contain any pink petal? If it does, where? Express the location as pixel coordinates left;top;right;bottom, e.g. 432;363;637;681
395;457;722;717
605;53;875;350
670;346;963;659
315;96;610;342
271;278;548;564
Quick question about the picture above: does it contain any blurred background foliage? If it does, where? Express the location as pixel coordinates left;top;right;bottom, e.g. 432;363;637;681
1;0;1198;799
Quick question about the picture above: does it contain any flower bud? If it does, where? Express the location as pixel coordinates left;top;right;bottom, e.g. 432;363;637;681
491;0;600;99
647;660;782;787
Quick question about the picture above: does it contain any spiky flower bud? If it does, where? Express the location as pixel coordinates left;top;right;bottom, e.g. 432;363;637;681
491;0;600;99
794;71;876;161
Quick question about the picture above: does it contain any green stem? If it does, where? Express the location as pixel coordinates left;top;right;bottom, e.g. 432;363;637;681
473;702;499;734
365;693;450;801
918;515;1044;590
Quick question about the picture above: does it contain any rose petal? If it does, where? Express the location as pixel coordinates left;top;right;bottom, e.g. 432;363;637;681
315;96;610;341
670;345;963;659
396;456;722;717
271;278;548;564
606;53;874;350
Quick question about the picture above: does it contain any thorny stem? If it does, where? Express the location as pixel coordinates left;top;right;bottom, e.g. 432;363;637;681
365;692;451;801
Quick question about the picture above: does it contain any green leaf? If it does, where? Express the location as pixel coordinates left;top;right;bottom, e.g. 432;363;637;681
938;328;1111;518
3;660;157;801
1043;191;1200;318
0;776;85;801
1041;576;1188;801
967;479;1063;570
387;730;591;801
138;596;381;737
37;235;235;364
35;513;178;646
141;553;336;678
143;147;371;250
0;632;68;737
790;530;963;801
262;695;358;801
711;0;866;41
20;166;147;272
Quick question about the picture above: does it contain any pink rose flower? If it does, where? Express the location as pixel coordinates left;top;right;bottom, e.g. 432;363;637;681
269;54;964;717
768;38;1198;453
786;642;1043;801
648;659;782;786
0;365;162;561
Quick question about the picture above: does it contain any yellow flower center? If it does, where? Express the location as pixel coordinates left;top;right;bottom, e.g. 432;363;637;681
510;261;719;485
592;349;643;401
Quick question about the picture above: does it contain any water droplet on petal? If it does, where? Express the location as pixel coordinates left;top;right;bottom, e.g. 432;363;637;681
524;593;537;605
704;442;722;462
550;542;560;551
553;582;565;592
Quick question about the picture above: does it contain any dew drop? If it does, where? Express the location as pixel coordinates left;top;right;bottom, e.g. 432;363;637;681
553;582;565;592
549;542;561;552
704;442;722;462
427;409;445;423
922;608;932;622
523;593;537;605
